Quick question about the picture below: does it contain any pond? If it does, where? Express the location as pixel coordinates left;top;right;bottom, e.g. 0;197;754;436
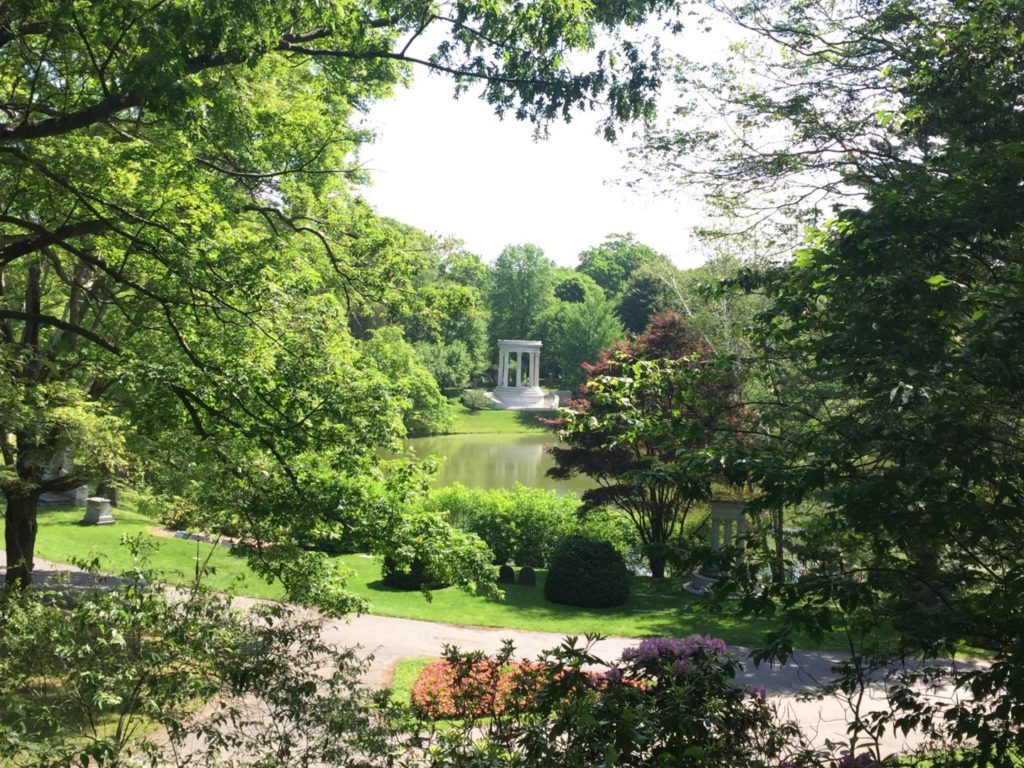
403;433;594;495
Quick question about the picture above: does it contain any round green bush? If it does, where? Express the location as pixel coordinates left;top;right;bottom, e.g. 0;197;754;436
381;556;447;591
544;535;629;608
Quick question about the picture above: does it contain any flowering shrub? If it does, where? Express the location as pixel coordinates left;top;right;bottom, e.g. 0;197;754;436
410;635;803;768
410;659;541;719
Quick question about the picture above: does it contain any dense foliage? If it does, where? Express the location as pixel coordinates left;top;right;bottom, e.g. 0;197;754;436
420;483;639;567
414;636;799;768
544;534;630;608
640;0;1024;761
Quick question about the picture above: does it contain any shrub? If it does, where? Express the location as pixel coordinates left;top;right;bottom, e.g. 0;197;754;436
417;636;802;766
545;535;629;608
422;484;576;567
411;658;540;719
381;556;448;591
421;485;642;569
460;389;494;411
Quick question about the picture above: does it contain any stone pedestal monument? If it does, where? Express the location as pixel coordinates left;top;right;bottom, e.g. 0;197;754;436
81;497;115;526
490;339;559;410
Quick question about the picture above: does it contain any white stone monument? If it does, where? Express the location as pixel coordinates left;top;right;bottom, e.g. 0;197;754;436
82;496;115;526
490;340;559;410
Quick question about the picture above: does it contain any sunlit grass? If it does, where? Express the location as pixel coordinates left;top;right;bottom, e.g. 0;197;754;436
17;504;845;649
446;403;556;434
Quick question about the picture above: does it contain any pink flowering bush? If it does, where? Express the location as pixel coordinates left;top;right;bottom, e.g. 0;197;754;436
411;636;804;767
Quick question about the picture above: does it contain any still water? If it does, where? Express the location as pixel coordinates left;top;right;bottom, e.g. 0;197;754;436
403;433;594;495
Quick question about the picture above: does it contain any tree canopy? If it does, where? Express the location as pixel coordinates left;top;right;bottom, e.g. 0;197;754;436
0;0;684;589
645;0;1024;759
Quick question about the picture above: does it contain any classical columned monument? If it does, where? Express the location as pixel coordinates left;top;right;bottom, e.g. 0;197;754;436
490;339;559;409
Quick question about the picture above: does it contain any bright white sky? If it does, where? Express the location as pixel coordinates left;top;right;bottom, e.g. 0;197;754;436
358;34;715;270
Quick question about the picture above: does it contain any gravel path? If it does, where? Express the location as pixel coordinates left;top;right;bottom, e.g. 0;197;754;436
2;551;980;755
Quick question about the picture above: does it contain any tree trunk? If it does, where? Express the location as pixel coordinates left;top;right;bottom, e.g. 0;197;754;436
96;481;118;507
770;507;786;584
4;491;39;588
649;555;666;579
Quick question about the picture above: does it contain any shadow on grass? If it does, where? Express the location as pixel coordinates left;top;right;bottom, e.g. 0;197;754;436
514;410;558;430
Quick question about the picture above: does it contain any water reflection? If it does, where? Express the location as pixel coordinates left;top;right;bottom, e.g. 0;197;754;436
403;433;594;494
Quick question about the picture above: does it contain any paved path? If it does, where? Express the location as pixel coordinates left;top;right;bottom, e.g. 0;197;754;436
3;552;979;755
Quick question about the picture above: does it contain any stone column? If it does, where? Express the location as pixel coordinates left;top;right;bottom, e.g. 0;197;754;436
530;352;539;386
515;352;522;387
498;350;506;387
711;518;720;550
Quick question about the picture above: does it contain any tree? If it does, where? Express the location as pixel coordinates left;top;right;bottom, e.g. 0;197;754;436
650;1;1024;760
361;327;452;437
0;0;684;587
549;292;624;391
616;269;678;333
576;234;672;297
486;244;555;345
549;313;744;578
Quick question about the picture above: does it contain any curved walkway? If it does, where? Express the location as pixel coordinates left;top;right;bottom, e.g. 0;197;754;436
3;552;979;755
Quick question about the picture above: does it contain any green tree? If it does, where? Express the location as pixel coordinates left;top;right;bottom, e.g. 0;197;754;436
654;1;1024;760
616;269;678;333
576;233;672;297
362;326;452;437
549;292;624;391
0;0;682;588
486;244;555;345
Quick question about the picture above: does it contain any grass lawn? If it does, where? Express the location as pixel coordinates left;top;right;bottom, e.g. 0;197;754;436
17;504;832;649
21;506;288;600
390;656;433;704
446;403;557;434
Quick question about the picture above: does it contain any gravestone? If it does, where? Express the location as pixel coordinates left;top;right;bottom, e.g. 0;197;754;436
497;564;516;584
81;497;114;526
73;485;90;508
517;565;537;587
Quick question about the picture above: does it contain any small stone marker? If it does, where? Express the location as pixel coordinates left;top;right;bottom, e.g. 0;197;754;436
82;497;114;526
73;485;90;508
517;566;537;587
497;564;516;584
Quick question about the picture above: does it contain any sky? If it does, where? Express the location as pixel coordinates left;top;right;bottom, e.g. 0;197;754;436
358;44;711;270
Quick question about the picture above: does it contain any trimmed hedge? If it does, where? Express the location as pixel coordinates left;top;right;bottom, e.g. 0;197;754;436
544;535;629;608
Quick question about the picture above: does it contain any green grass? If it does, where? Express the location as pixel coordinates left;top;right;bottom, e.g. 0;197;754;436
23;506;288;600
390;656;434;704
18;504;826;649
446;403;556;434
340;554;785;647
